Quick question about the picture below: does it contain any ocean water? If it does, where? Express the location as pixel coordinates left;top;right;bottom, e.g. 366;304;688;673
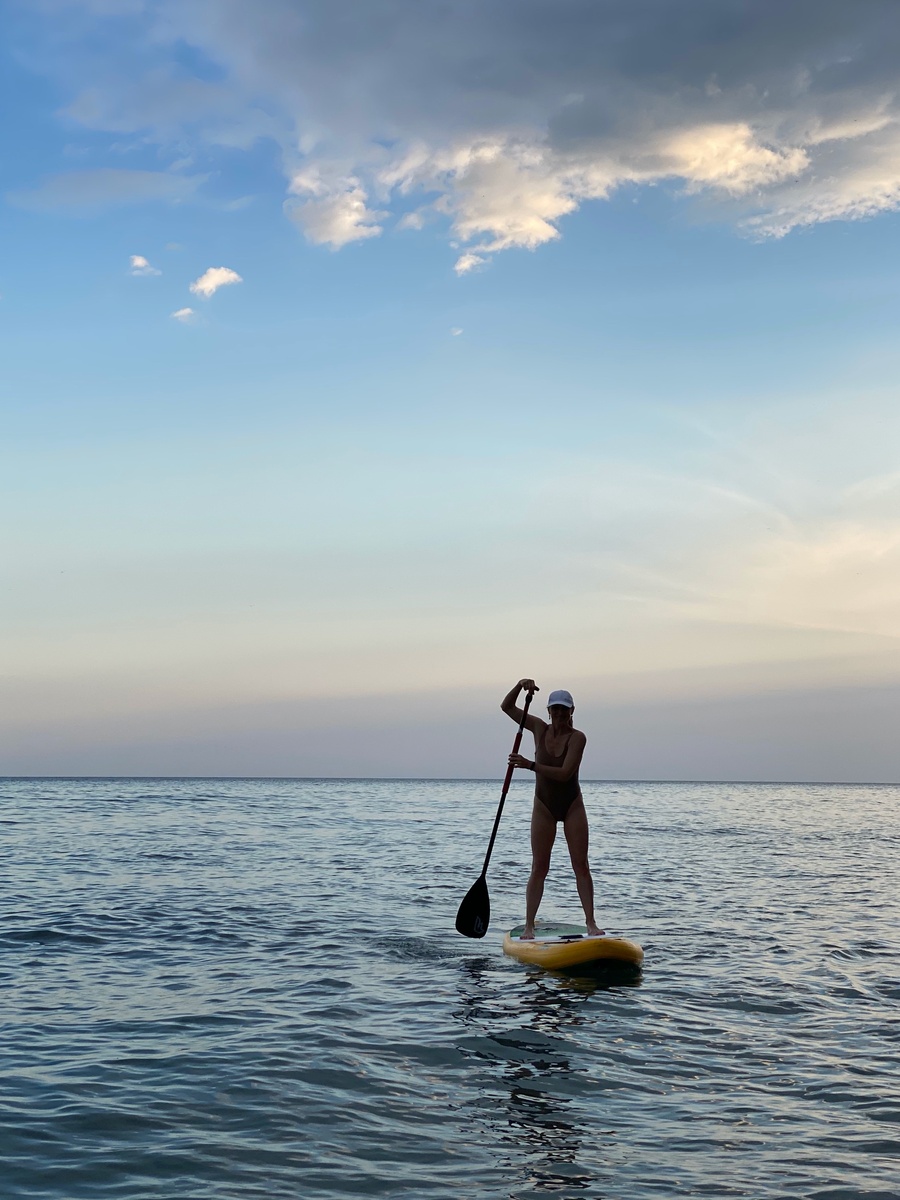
1;777;897;1200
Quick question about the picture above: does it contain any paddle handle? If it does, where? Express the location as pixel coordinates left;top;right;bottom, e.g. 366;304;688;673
480;688;535;877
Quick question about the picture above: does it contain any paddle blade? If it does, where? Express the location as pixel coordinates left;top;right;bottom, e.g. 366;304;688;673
455;875;490;939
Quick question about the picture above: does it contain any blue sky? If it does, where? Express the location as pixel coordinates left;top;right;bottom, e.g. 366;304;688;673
3;1;900;778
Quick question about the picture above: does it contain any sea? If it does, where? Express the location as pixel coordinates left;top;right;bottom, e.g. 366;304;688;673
1;777;897;1200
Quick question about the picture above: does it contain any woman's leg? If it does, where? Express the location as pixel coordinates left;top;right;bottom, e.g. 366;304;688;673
523;801;557;939
563;798;604;936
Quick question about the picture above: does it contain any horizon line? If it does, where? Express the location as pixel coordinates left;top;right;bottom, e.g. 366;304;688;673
2;775;898;787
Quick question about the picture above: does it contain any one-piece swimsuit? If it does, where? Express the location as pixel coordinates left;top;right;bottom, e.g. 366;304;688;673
535;726;581;822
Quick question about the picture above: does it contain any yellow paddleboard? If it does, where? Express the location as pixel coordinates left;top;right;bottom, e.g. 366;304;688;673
503;921;644;970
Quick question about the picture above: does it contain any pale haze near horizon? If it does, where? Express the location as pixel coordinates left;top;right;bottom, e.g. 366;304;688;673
3;1;900;782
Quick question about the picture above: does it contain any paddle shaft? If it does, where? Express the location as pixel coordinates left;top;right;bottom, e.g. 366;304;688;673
479;688;535;877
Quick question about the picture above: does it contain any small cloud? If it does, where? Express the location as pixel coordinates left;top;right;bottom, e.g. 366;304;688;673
455;252;486;275
170;307;196;323
130;254;161;276
450;327;463;336
189;266;243;298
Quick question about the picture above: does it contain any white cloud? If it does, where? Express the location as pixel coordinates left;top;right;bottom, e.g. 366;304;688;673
129;254;161;276
189;266;242;298
424;139;585;256
450;327;463;336
663;124;809;195
389;124;809;268
170;306;196;322
396;210;426;231
285;166;383;248
454;252;486;275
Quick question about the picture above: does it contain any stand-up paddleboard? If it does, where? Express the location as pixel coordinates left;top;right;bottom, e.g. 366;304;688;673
503;921;643;970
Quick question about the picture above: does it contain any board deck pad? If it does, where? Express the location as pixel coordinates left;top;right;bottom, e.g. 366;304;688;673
508;921;596;941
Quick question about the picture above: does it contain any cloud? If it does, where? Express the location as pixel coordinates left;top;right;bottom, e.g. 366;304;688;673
396;210;426;231
454;252;486;275
8;168;203;214
129;254;160;276
285;166;384;248
390;123;809;267
535;389;900;652
63;73;277;148
188;266;242;298
697;519;900;641
450;327;463;336
665;124;809;194
741;123;900;236
20;1;900;264
170;306;195;322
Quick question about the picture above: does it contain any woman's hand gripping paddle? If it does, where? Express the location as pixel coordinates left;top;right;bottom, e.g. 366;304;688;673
455;688;535;938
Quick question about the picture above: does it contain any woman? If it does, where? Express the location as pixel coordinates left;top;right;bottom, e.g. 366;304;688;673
502;678;603;940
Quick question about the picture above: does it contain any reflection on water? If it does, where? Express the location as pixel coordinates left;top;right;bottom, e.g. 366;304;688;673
455;958;641;1197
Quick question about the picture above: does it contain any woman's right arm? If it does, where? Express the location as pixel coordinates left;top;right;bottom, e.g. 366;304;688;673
500;679;543;734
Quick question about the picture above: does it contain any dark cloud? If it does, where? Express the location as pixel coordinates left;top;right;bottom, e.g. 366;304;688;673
163;0;899;129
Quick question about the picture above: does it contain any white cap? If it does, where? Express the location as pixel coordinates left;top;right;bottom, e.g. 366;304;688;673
547;689;574;708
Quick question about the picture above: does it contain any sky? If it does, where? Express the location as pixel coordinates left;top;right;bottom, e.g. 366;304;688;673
2;0;900;780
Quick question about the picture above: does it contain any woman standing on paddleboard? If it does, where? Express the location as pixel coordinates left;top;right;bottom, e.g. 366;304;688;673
502;678;603;940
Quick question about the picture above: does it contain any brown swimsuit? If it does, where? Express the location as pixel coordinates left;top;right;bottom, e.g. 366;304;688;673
535;726;581;822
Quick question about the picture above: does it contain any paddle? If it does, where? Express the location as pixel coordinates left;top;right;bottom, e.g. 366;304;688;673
455;687;535;938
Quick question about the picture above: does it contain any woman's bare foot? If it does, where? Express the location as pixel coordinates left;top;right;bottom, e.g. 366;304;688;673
586;922;605;937
520;924;536;940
